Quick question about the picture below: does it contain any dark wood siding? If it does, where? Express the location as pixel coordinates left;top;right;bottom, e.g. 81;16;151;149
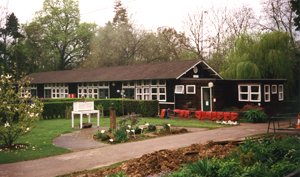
37;84;44;98
110;81;122;98
166;79;176;102
68;83;77;95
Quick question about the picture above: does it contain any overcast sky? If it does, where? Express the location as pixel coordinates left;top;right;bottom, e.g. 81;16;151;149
1;0;263;31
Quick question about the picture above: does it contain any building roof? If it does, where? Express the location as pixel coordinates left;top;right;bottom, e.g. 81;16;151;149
28;60;222;84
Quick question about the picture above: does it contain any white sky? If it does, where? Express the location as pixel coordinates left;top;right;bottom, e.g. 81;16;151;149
1;0;263;32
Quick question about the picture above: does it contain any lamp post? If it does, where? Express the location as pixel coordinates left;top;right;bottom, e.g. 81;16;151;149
201;10;208;58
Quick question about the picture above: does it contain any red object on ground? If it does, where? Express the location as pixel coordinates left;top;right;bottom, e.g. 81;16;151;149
223;112;231;121
211;112;217;121
230;112;239;121
160;109;165;119
195;111;202;120
216;112;224;120
201;111;206;120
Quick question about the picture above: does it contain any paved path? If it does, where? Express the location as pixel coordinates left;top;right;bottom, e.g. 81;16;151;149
0;123;268;177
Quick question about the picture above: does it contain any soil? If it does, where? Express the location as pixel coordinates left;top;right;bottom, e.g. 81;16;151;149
67;141;237;177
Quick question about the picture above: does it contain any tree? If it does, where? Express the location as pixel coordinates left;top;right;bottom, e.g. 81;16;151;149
0;75;43;147
291;0;300;30
0;13;24;77
25;0;96;71
260;0;296;42
221;31;295;97
138;27;195;63
113;0;128;26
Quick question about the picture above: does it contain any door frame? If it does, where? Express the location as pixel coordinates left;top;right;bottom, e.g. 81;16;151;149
201;86;212;111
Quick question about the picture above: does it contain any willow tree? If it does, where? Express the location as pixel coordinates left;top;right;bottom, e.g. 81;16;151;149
221;31;295;97
221;34;261;79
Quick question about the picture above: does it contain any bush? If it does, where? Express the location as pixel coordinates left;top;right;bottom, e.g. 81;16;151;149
0;75;43;147
147;124;157;132
244;109;267;123
42;99;158;119
169;135;300;177
114;128;128;143
42;102;72;119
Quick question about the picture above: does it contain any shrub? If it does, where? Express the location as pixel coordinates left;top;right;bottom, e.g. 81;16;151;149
0;75;43;147
42;99;158;119
147;124;157;132
95;130;110;141
114;128;128;143
244;109;267;123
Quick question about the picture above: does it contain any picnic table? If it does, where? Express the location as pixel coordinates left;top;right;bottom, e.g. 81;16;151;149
267;113;299;133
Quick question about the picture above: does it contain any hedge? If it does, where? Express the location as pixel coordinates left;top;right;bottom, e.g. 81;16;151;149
42;99;159;119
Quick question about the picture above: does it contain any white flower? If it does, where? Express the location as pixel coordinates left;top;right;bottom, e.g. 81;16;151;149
126;129;130;133
100;130;105;133
4;122;10;128
145;123;149;126
131;129;135;133
26;127;30;131
109;138;114;142
7;106;11;110
35;113;39;117
127;125;131;128
6;74;12;79
29;113;35;117
30;103;35;108
167;124;171;127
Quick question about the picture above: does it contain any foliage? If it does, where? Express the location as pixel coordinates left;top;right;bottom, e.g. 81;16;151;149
41;99;158;119
221;32;295;97
0;13;27;77
169;135;300;177
244;109;268;123
24;0;96;71
291;0;300;31
147;124;157;132
0;75;43;147
82;3;193;68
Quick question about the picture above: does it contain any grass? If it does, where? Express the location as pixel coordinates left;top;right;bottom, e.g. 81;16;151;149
0;116;223;164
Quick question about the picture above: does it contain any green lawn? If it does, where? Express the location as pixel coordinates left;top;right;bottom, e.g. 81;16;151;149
0;117;223;164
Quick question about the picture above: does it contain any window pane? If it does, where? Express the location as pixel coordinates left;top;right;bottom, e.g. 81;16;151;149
240;86;248;92
159;95;166;100
241;94;248;100
251;86;259;92
159;88;166;93
152;95;158;100
251;94;259;101
152;88;157;93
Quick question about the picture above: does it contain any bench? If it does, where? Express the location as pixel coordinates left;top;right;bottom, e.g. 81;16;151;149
71;101;100;129
267;113;299;133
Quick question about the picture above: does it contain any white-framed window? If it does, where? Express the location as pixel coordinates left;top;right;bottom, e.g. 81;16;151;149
238;84;261;102
278;84;284;101
175;85;184;94
44;83;68;98
21;84;37;98
264;85;271;102
186;85;196;94
78;82;109;99
271;85;277;94
134;80;166;101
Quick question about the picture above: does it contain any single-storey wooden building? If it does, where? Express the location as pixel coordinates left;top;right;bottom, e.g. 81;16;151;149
27;60;285;111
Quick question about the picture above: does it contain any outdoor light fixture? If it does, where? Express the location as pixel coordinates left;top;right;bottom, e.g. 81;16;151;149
208;82;214;88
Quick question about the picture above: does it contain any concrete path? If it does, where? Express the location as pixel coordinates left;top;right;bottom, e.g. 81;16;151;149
53;127;109;151
0;123;269;177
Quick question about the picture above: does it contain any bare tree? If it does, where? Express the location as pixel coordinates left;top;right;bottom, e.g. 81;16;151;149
260;0;296;41
183;10;208;60
184;5;257;60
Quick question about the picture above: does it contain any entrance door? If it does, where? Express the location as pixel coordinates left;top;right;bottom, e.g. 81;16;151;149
201;87;212;111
